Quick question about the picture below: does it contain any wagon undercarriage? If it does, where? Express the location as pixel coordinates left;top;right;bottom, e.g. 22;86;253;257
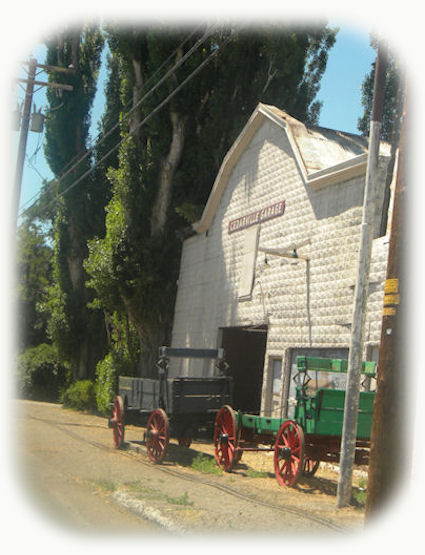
213;356;376;487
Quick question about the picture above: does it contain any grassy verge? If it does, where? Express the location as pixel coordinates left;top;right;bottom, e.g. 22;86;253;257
190;453;222;475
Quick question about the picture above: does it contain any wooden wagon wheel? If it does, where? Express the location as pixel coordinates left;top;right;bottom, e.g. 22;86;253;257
303;456;320;477
111;395;125;449
274;420;305;487
214;405;238;472
146;408;170;463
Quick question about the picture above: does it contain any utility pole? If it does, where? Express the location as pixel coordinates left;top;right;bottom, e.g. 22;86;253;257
336;44;388;508
365;90;406;518
13;58;37;230
13;58;74;230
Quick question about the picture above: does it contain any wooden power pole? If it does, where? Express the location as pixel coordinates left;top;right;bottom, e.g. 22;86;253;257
13;58;74;229
13;58;37;230
365;90;406;518
336;44;388;508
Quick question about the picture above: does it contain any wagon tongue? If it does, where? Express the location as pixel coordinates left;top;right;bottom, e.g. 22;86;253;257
279;446;292;460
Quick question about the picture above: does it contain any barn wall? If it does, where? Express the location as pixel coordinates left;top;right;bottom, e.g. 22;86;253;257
170;118;389;416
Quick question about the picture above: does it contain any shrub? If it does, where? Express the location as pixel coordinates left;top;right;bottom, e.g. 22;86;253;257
17;343;70;402
61;379;97;411
95;352;116;415
95;350;135;415
190;453;222;475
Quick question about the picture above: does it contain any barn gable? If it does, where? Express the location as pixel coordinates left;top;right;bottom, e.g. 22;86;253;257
193;103;388;235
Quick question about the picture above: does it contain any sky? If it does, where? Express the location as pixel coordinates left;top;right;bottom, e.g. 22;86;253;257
13;23;376;219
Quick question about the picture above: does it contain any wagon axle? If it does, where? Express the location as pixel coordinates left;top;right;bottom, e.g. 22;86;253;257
278;446;292;461
218;433;229;445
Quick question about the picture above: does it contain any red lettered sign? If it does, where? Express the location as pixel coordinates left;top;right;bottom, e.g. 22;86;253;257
228;200;285;234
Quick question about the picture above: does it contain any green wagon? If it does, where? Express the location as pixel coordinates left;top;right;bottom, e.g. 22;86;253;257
214;355;376;487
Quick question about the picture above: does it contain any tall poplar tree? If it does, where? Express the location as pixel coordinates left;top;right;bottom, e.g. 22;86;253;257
44;25;108;379
85;23;337;378
358;47;403;142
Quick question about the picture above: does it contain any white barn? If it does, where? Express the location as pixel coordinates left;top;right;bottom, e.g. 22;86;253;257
169;103;392;418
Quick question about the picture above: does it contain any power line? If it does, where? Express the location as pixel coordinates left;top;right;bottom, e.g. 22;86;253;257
19;24;217;220
42;29;234;212
57;24;208;179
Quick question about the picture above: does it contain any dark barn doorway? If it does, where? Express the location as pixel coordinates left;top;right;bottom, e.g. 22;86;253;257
220;326;267;413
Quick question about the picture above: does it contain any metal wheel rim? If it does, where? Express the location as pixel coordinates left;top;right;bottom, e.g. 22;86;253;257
112;395;125;449
274;420;305;487
214;405;237;472
146;409;169;463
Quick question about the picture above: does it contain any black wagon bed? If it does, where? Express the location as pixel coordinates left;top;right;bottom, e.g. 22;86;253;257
110;346;233;460
118;375;233;415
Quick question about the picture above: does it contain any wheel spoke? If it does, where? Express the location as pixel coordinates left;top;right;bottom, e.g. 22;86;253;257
112;396;125;449
146;409;169;463
214;405;238;471
274;420;304;487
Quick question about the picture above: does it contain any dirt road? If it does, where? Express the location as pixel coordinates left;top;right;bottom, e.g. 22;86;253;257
13;400;366;535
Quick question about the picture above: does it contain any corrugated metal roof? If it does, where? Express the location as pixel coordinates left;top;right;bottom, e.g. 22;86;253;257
261;104;389;174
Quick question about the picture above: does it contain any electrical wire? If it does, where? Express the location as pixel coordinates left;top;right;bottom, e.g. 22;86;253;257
56;24;208;179
85;23;207;150
40;29;234;213
19;24;217;219
55;24;217;184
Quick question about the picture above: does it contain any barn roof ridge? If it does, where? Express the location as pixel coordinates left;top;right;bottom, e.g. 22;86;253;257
193;102;390;234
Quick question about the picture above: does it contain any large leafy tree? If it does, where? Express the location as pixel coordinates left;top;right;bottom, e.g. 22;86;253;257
85;23;337;376
43;25;108;379
16;222;53;351
358;46;404;142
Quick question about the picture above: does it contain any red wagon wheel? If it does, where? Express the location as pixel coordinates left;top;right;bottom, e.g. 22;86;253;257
274;420;305;487
303;456;320;477
111;395;125;449
214;405;238;472
146;409;169;463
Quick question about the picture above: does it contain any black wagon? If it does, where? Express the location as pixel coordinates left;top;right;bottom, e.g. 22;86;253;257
109;346;233;463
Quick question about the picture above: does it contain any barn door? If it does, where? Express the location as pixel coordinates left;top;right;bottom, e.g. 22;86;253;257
220;326;267;412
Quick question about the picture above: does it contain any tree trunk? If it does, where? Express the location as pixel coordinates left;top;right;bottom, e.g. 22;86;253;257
150;111;186;235
129;57;146;150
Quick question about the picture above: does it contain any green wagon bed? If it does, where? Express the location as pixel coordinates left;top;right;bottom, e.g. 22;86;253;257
213;355;376;487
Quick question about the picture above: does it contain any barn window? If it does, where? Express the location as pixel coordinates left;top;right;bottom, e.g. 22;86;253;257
238;225;260;300
271;357;283;414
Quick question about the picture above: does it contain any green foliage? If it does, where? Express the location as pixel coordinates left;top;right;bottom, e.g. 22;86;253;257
43;25;109;379
61;379;97;411
95;318;139;414
358;48;403;142
175;203;204;224
246;468;269;479
17;343;70;402
190;453;222;474
16;223;53;350
352;478;368;507
95;353;116;414
165;491;194;506
20;179;58;237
